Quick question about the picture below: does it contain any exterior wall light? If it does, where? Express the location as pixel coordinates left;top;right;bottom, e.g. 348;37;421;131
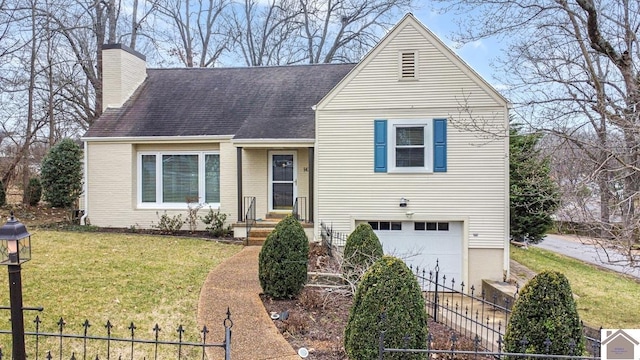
399;197;408;207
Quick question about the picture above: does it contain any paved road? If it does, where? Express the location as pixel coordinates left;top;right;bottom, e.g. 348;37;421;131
534;234;640;280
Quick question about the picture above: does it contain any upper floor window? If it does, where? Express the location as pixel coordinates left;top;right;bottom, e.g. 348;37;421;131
395;126;426;168
388;120;432;173
374;119;447;173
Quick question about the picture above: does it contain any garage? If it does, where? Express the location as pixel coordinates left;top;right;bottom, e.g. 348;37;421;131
363;220;463;283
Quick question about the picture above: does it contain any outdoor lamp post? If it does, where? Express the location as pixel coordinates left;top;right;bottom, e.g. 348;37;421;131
0;212;31;360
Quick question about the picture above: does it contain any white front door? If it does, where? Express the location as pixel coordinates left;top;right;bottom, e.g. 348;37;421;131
269;151;297;211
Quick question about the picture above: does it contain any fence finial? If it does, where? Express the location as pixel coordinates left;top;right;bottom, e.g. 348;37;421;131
224;307;234;329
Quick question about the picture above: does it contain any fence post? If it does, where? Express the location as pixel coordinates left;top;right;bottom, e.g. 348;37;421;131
224;308;233;360
433;260;440;322
378;331;385;360
328;223;334;257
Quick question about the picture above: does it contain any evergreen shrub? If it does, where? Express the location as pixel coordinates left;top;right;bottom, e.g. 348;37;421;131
258;215;309;299
41;139;82;208
342;223;384;283
344;256;428;360
504;270;585;356
0;180;5;207
26;177;42;206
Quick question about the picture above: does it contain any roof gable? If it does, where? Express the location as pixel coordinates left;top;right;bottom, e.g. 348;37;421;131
85;64;355;139
316;13;509;110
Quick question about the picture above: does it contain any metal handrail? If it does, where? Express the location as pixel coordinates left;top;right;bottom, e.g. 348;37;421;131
244;196;256;242
293;198;299;221
293;197;307;222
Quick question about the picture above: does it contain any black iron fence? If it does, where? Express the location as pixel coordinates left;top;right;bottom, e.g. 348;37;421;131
414;262;513;352
414;262;601;355
378;330;601;360
0;310;233;360
319;221;348;257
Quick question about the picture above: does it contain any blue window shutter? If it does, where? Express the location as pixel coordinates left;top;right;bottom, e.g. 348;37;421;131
433;119;447;172
374;120;387;172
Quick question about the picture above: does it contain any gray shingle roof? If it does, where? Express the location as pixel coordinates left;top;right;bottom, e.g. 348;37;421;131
84;64;356;139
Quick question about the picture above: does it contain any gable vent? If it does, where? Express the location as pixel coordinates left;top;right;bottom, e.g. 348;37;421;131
400;51;417;79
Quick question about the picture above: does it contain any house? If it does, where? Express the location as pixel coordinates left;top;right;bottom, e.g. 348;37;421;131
601;330;639;360
82;14;510;288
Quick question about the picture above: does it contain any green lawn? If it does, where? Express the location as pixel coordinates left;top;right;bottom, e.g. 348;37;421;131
511;245;640;329
0;230;241;358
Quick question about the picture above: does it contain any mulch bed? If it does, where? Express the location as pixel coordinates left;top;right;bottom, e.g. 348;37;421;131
260;243;494;359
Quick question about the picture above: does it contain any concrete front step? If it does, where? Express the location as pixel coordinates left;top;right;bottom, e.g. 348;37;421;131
246;238;268;246
242;217;314;246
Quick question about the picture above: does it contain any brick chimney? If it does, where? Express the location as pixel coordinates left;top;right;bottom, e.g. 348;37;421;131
101;44;146;111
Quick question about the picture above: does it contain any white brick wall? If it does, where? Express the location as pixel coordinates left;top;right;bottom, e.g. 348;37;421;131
102;45;147;111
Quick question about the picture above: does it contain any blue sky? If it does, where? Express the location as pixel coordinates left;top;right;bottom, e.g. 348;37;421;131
411;7;502;87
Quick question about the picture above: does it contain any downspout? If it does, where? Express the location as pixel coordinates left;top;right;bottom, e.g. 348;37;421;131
237;147;243;222
308;147;314;223
503;104;512;281
80;141;88;225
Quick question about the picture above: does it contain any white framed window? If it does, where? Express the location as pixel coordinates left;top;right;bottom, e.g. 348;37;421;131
138;151;220;209
388;119;433;173
368;221;402;230
414;222;449;231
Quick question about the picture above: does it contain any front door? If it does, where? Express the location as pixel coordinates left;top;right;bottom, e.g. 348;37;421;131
269;151;297;211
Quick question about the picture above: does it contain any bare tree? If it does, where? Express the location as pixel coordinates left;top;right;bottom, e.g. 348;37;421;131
229;0;302;66
434;0;640;267
155;0;232;67
298;0;414;64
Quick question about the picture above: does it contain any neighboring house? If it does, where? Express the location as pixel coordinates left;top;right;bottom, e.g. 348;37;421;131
82;14;510;288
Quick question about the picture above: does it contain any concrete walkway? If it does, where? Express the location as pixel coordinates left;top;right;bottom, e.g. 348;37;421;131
197;246;300;360
535;234;640;280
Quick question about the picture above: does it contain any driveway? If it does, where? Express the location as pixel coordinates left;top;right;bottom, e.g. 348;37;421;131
534;234;640;280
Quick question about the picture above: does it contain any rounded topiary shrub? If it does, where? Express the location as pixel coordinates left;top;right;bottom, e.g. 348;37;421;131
258;215;309;299
342;223;383;283
344;256;428;360
26;177;42;206
504;270;585;356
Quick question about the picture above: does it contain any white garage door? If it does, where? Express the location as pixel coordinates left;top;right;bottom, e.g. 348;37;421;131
365;220;463;283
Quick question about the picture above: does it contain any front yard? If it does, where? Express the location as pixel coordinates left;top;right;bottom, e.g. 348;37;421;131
0;229;241;357
511;245;640;328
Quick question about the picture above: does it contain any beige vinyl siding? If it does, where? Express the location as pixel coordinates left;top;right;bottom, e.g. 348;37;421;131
316;107;507;248
319;23;501;111
315;15;509;268
86;140;235;228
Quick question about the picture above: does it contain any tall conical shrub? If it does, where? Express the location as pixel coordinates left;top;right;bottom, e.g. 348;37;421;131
344;256;428;360
26;177;42;206
342;223;384;283
258;215;309;299
504;271;585;356
0;180;5;207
